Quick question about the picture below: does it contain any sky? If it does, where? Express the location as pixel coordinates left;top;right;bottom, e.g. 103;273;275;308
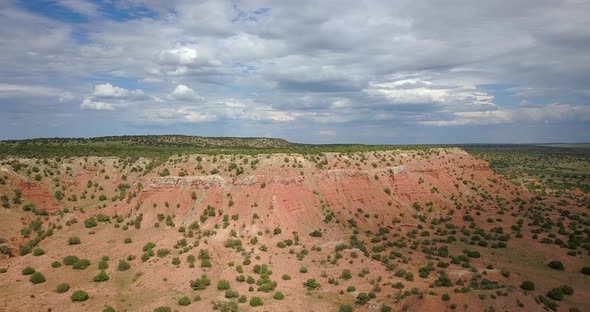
1;0;589;144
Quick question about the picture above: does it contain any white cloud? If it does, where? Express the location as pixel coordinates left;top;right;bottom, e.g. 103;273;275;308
420;102;590;126
169;84;203;101
80;98;114;111
159;47;198;65
56;0;100;17
93;83;144;98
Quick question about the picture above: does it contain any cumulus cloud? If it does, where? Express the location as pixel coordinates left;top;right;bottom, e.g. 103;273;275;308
93;83;144;99
169;84;203;101
80;98;114;111
159;47;198;65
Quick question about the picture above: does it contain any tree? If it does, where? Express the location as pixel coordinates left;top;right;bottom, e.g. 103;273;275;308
520;281;535;291
547;260;565;271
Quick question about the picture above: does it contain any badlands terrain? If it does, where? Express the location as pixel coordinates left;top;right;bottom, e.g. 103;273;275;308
0;136;588;312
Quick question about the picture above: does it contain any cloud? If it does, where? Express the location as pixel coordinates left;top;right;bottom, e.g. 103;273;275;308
169;84;203;101
419;102;590;126
80;98;114;111
93;83;144;99
55;0;100;17
159;47;198;66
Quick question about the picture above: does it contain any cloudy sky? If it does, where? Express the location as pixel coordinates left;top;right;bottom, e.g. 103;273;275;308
1;0;589;143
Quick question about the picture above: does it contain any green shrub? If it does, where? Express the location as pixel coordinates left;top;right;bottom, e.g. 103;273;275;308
309;230;322;237
22;266;35;275
29;272;46;284
178;296;191;306
98;260;109;270
249;296;263;306
442;294;451;301
153;307;171;312
356;293;370;305
547;288;564;301
190;274;211;290
63;255;80;265
341;269;352;280
32;248;45;256
339;304;354;312
72;259;91;270
282;274;291;280
547;260;564;271
56;283;70;293
93;270;109;282
273;292;285;300
117;260;131;271
560;285;574;295
217;279;230;290
303;278;320;290
51;261;62;268
84;217;97;228
124;238;132;244
172;257;180;265
581;267;590;275
71;290;89;302
347;286;356;292
102;306;116;312
68;236;81;245
520;281;535;291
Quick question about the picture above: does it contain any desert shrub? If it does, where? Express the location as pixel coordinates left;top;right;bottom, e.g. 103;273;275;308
178;296;191;306
68;236;81;245
153;307;171;312
56;283;70;293
93;270;109;282
356;293;370;304
560;285;574;295
341;269;352;280
249;296;263;307
547;288;564;301
124;238;132;244
156;248;170;257
303;278;320;290
22;266;35;275
309;230;322;237
273;292;285;300
71;290;89;302
117;260;131;271
547;260;564;271
190;274;211;290
29;272;46;284
282;274;291;280
217;279;230;290
339;304;354;312
72;259;91;270
347;286;356;292
32;248;45;256
520;281;535;291
84;217;97;228
442;294;451;301
63;255;79;265
98;260;109;270
102;306;116;312
581;267;590;275
172;257;180;265
0;268;6;273
51;261;62;268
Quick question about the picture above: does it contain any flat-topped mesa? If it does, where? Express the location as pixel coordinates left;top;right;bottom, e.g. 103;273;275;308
327;166;406;179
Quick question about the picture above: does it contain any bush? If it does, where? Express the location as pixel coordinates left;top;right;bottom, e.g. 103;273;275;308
93;270;109;282
356;293;370;305
103;306;116;312
339;304;354;312
441;294;451;301
178;296;191;306
309;230;323;237
51;261;62;268
282;274;291;280
547;288;564;301
33;248;45;256
547;260;565;271
217;279;230;290
98;260;109;270
347;286;356;292
29;272;46;284
153;307;171;312
72;259;91;270
273;292;285;300
84;217;97;228
22;266;35;275
63;255;80;265
249;296;263;306
124;237;132;244
68;236;81;245
581;267;590;275
56;283;70;293
117;260;131;271
520;280;535;291
71;290;89;302
560;285;574;295
303;278;320;290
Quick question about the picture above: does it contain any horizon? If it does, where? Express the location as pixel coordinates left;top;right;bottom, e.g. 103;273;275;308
1;1;589;143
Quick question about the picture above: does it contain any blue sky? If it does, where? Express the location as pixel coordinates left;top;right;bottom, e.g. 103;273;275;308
0;0;589;144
